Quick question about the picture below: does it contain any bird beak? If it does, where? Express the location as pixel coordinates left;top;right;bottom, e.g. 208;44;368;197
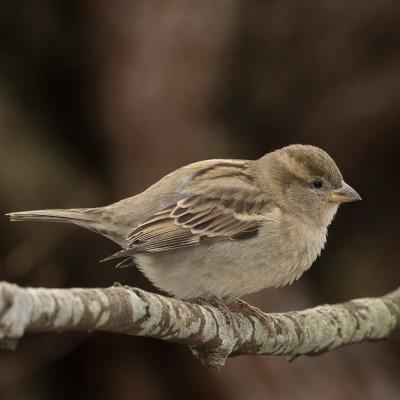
329;181;362;203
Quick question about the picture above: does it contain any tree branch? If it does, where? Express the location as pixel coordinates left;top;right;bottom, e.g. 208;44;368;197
0;281;398;368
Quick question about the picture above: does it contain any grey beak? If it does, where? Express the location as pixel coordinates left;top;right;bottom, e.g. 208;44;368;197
328;181;362;203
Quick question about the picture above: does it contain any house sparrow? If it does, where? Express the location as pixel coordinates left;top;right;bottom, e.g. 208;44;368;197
7;145;361;302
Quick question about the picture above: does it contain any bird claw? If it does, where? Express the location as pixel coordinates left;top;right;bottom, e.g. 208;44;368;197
194;296;241;336
228;299;276;336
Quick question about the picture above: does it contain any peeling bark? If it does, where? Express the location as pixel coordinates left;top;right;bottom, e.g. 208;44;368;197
0;281;398;368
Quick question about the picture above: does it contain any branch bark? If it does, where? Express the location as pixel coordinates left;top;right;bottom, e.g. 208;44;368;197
0;281;398;368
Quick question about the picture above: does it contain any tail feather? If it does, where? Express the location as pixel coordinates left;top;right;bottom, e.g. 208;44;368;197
7;207;130;245
7;209;94;223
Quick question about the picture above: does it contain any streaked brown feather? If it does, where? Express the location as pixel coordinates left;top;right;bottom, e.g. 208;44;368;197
120;162;276;255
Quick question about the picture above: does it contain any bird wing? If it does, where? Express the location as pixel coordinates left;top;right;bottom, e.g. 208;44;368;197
106;161;276;261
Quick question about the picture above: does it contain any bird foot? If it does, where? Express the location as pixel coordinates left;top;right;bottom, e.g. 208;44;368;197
228;299;276;336
194;296;241;336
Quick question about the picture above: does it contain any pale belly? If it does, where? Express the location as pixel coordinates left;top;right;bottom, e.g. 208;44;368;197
135;220;327;301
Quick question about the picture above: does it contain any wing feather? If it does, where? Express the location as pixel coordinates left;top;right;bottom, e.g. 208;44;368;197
118;161;277;255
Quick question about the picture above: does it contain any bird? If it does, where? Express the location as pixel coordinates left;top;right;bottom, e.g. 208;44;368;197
7;144;361;304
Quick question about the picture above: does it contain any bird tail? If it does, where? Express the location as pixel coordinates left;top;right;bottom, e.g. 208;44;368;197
6;208;124;244
7;208;96;224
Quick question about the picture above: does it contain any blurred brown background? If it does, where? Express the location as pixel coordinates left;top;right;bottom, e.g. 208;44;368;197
1;1;400;399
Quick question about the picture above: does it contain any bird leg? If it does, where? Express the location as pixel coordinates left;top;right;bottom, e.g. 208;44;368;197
193;296;241;337
228;299;276;336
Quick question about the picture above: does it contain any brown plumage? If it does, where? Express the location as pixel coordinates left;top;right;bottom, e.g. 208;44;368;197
7;145;361;301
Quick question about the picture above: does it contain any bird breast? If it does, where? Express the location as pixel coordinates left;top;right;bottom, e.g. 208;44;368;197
134;212;328;301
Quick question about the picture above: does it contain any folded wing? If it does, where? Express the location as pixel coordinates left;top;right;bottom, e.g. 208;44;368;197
106;161;276;263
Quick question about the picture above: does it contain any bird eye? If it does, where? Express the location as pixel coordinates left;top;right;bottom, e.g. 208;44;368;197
311;180;323;189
